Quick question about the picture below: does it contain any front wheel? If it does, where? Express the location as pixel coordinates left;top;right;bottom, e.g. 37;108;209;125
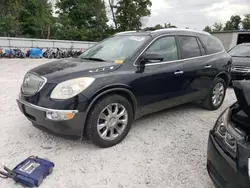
202;77;226;110
85;94;134;148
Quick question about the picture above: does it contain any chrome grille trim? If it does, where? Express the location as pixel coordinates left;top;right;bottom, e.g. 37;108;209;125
231;66;250;73
21;72;47;96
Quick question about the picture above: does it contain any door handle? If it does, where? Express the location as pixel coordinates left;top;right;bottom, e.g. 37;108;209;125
174;70;184;75
205;65;212;68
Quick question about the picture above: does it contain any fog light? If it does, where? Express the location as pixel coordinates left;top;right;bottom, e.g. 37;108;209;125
46;111;76;121
225;132;236;148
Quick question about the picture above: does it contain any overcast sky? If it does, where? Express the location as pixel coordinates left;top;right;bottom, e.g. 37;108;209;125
142;0;250;30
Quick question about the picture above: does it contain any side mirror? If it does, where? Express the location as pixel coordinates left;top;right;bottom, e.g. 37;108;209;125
139;52;164;64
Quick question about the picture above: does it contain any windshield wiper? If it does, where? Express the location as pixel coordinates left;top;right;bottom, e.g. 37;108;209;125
81;57;106;62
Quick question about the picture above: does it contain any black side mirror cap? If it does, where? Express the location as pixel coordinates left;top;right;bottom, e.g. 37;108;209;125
140;52;164;64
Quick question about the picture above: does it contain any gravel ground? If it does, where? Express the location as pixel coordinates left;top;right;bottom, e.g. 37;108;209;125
0;59;236;188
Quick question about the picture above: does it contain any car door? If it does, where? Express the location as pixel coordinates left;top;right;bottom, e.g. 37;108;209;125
131;35;186;116
176;35;214;101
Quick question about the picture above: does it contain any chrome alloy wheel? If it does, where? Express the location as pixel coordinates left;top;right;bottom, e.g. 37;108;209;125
212;83;225;106
97;103;128;141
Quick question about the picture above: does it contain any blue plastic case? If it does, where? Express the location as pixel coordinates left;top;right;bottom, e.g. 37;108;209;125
12;156;54;187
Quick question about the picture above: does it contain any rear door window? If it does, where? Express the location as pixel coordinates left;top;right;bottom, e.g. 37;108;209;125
177;36;201;59
199;36;224;54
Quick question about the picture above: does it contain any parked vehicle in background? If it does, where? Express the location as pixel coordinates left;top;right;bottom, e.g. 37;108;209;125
207;80;250;188
229;43;250;82
17;28;231;148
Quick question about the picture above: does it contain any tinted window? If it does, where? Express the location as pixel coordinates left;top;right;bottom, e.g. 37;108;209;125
199;36;224;54
197;38;206;55
228;45;250;57
178;36;201;59
146;36;178;62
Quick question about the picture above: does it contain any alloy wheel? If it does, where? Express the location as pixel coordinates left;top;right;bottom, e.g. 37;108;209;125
212;83;225;106
97;103;128;141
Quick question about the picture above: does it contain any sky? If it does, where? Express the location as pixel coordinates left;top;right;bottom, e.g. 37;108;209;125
141;0;250;30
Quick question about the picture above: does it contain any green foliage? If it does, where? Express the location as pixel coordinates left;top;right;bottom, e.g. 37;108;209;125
19;0;54;38
115;0;152;31
164;23;177;28
0;0;22;37
56;0;109;41
203;26;212;32
144;23;177;31
242;14;250;30
223;15;241;30
212;22;223;32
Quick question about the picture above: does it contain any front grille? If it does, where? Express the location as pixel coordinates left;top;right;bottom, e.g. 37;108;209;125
21;72;46;96
231;66;250;73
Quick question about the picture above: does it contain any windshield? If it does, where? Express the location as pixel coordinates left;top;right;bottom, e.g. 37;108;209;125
228;45;250;57
79;35;150;62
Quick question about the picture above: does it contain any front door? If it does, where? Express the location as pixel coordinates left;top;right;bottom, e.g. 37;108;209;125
131;35;185;116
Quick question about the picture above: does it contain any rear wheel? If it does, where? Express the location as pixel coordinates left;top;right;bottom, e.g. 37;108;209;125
85;94;133;148
202;77;226;110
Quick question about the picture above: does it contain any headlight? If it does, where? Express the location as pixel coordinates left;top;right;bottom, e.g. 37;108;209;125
50;77;95;99
214;108;245;158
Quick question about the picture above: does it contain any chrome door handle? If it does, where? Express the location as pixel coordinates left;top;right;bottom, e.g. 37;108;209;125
205;65;212;68
174;70;184;75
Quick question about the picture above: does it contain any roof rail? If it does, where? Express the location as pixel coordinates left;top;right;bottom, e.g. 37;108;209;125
151;28;211;35
115;31;136;35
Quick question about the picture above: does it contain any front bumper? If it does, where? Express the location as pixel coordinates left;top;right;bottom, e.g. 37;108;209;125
207;132;250;188
17;98;86;138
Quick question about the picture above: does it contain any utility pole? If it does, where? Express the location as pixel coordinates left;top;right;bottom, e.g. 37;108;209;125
108;0;117;30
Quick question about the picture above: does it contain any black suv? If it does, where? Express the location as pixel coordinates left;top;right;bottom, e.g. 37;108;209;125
229;43;250;81
17;29;232;147
207;80;250;188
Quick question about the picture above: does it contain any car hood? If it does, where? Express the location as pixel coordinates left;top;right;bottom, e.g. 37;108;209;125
232;57;250;67
233;80;250;117
29;58;121;83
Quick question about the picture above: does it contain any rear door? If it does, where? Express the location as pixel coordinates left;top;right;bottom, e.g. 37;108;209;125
176;35;213;101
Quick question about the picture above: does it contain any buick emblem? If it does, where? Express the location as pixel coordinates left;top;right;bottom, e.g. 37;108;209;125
23;76;30;86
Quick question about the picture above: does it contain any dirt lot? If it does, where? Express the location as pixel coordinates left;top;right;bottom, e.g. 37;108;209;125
0;59;236;188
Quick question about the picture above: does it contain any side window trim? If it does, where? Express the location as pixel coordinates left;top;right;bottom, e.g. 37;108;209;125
196;37;207;55
196;37;206;55
174;35;182;60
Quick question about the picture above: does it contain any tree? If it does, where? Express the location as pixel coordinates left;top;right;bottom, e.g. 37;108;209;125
0;0;22;37
242;14;250;30
213;22;223;31
154;24;164;30
18;0;54;38
224;15;241;30
56;0;109;41
203;26;212;32
115;0;152;31
164;23;177;28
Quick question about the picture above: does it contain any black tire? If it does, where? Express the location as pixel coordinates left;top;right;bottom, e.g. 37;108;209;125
202;77;226;110
85;94;134;148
